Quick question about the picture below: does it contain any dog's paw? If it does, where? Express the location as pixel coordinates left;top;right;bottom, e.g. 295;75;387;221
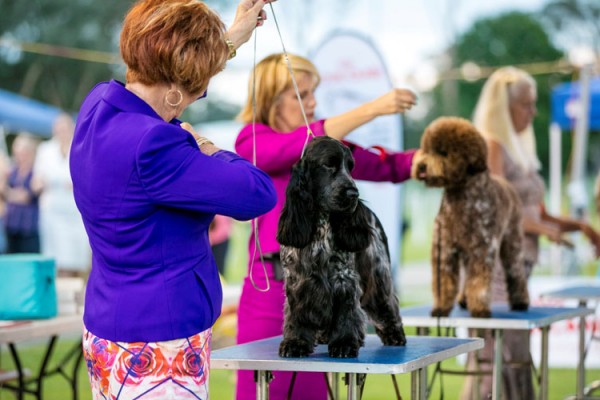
328;340;360;358
381;328;407;346
510;302;529;311
469;309;491;318
431;307;451;317
279;338;313;358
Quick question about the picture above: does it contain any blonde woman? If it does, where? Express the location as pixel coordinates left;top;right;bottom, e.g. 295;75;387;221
462;66;600;399
234;53;417;400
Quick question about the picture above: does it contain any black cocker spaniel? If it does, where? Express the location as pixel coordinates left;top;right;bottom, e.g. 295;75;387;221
277;136;406;358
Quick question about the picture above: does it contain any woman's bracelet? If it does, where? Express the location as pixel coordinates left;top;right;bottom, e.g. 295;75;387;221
195;137;214;148
224;37;236;60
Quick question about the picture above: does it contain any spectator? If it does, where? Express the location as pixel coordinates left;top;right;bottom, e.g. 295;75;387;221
32;113;91;278
461;66;600;399
209;214;233;277
0;151;10;253
4;133;40;254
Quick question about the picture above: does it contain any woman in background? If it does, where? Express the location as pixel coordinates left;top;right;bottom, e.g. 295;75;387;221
462;66;600;399
235;52;418;400
4;133;39;254
33;113;91;278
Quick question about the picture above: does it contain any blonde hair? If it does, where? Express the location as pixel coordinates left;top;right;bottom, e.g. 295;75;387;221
473;66;541;171
237;53;320;126
12;132;39;163
120;0;228;95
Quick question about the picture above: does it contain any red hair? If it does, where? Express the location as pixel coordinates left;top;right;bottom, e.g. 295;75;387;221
120;0;228;95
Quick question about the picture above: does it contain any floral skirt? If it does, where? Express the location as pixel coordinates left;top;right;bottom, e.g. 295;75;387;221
83;326;211;399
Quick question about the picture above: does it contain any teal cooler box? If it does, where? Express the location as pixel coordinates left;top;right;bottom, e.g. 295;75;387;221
0;254;57;320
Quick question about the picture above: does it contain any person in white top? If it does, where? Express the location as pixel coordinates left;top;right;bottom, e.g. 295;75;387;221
32;113;91;278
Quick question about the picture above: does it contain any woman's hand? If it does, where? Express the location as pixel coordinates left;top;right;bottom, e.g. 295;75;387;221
180;122;220;156
580;223;600;258
542;223;574;248
368;88;417;117
227;0;276;49
324;88;418;140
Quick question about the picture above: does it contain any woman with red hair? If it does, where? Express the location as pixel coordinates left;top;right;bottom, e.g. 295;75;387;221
71;1;277;398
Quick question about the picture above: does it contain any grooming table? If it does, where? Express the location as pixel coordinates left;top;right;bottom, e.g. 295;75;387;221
211;334;483;400
0;314;84;400
400;303;594;400
541;285;600;400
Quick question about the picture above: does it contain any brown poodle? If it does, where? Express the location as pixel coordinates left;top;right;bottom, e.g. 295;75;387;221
412;116;529;318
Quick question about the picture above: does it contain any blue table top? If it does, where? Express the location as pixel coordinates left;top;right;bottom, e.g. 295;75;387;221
541;285;600;301
211;335;483;374
400;303;593;330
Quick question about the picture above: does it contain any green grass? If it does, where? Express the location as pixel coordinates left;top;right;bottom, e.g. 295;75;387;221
1;334;597;399
3;181;598;399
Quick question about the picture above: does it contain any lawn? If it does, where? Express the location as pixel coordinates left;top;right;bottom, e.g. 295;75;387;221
0;331;597;399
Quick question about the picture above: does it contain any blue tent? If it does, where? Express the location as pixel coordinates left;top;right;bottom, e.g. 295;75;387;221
0;88;60;137
551;78;600;131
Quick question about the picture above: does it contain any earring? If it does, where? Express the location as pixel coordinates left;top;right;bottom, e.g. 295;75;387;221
165;89;183;107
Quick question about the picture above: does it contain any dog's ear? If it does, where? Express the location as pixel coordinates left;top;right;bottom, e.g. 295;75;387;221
466;128;489;175
330;200;371;252
277;160;318;248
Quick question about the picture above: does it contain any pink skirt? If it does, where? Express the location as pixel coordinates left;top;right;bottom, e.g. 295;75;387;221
83;326;211;399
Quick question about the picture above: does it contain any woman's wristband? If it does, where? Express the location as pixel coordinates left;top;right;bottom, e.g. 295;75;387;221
195;137;214;148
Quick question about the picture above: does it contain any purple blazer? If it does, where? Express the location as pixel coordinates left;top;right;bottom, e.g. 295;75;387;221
70;80;276;342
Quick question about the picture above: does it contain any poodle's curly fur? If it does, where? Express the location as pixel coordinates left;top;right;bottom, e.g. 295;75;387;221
277;136;406;358
412;117;529;318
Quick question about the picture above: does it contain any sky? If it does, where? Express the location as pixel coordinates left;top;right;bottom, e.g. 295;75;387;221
208;0;551;105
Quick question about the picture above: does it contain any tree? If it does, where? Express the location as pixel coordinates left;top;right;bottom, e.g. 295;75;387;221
0;0;132;111
0;0;236;114
417;12;565;179
540;0;600;61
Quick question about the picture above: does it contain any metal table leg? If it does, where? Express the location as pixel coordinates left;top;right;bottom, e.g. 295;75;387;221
492;329;503;400
540;326;549;400
411;367;427;400
254;370;273;400
577;300;587;400
328;372;339;399
346;373;358;400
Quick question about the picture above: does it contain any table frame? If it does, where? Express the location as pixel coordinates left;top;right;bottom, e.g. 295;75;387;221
0;314;84;400
212;334;483;400
400;304;593;400
541;285;600;400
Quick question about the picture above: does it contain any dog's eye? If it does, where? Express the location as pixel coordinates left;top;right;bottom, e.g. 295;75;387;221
438;149;448;157
322;164;337;173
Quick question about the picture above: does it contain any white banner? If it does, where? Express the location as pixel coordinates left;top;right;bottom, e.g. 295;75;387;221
310;31;404;279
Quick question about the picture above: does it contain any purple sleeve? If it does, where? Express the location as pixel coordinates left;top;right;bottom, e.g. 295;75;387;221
344;140;416;183
136;125;276;220
235;121;326;173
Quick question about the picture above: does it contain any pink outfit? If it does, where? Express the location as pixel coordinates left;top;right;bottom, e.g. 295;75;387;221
208;214;233;246
234;121;415;400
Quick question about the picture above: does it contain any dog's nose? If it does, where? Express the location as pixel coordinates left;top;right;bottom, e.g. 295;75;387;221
346;187;359;199
417;163;426;174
